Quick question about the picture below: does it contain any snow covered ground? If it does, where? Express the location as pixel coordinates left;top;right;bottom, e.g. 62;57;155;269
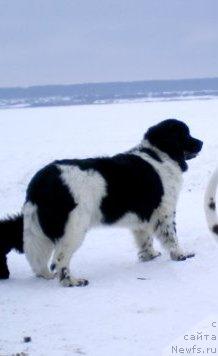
0;99;218;356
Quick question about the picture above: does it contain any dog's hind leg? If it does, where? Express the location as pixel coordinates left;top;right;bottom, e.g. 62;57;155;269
24;230;55;279
23;203;55;279
155;213;195;261
133;229;161;261
50;212;89;287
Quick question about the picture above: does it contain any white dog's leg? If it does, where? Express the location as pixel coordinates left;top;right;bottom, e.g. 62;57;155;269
23;203;55;279
51;233;88;287
155;214;195;261
133;229;161;261
50;213;88;287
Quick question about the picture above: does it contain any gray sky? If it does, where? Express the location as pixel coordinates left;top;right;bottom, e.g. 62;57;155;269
0;0;218;87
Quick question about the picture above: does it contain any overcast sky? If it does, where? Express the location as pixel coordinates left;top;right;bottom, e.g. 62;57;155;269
0;0;218;87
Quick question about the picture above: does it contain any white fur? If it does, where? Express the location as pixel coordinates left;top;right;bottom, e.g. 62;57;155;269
23;202;54;279
60;165;106;226
204;168;218;240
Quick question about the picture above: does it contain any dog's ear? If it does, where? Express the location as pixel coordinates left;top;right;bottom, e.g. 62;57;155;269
145;126;181;150
145;125;188;171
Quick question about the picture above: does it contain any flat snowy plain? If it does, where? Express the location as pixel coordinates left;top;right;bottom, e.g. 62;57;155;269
0;99;218;356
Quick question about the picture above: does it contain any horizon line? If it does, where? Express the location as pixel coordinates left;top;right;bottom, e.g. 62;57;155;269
1;76;218;91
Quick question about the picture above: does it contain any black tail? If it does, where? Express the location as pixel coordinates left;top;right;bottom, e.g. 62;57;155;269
0;214;23;279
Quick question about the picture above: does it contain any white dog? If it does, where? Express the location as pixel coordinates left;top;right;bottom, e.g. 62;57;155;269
205;168;218;239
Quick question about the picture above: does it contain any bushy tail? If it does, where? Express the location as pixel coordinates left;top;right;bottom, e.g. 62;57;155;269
0;214;23;279
204;168;218;240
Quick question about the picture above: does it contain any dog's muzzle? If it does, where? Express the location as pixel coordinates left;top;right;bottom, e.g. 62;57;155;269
184;151;199;160
184;138;203;160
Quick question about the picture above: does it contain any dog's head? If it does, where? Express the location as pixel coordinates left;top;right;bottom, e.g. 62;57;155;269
144;119;203;171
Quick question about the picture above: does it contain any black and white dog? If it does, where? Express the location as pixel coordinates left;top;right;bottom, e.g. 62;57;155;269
0;119;203;286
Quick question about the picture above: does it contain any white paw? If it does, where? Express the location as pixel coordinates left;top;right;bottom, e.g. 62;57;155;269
138;250;161;262
61;277;89;287
36;270;56;280
170;251;195;261
59;267;89;287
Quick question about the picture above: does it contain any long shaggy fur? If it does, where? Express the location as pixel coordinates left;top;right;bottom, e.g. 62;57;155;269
204;168;218;239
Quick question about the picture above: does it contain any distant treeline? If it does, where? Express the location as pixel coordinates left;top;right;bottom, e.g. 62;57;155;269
0;77;218;109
